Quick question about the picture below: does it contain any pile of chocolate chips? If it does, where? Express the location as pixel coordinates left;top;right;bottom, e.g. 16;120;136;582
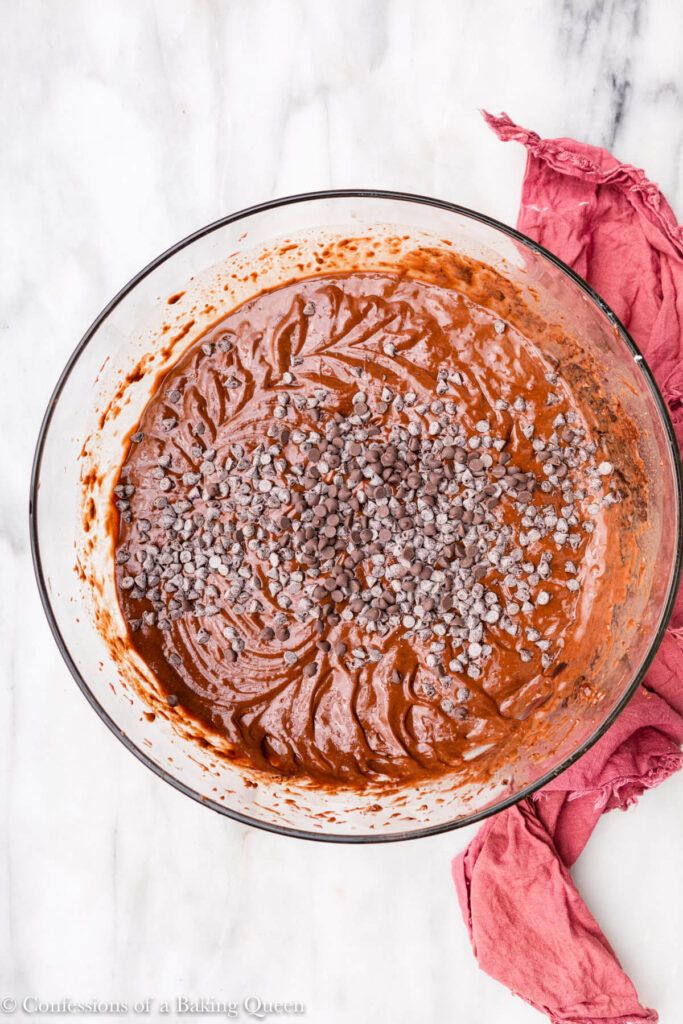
116;364;618;682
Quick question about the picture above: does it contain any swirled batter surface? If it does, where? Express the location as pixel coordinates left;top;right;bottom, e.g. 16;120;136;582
114;271;628;786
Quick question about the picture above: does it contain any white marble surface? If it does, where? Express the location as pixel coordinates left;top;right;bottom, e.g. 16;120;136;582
2;1;683;1021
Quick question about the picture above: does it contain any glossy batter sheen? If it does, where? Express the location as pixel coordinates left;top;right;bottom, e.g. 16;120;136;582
114;271;627;786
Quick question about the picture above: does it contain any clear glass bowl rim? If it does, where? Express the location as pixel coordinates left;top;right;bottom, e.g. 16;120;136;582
29;188;683;843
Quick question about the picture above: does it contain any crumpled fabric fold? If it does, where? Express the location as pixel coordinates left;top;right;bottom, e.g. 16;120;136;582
452;112;683;1023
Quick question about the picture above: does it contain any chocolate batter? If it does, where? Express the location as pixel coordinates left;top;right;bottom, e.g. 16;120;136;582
114;271;628;786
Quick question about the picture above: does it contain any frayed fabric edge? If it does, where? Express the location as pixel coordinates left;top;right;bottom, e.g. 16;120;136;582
481;110;683;255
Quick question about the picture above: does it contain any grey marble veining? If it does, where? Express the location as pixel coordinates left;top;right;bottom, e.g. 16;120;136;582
2;2;683;1021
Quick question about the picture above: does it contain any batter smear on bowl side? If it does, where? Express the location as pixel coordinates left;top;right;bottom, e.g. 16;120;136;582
113;270;631;787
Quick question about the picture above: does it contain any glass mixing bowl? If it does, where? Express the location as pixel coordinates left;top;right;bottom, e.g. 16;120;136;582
30;191;683;842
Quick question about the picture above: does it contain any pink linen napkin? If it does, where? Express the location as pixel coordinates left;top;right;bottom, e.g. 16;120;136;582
452;112;683;1024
